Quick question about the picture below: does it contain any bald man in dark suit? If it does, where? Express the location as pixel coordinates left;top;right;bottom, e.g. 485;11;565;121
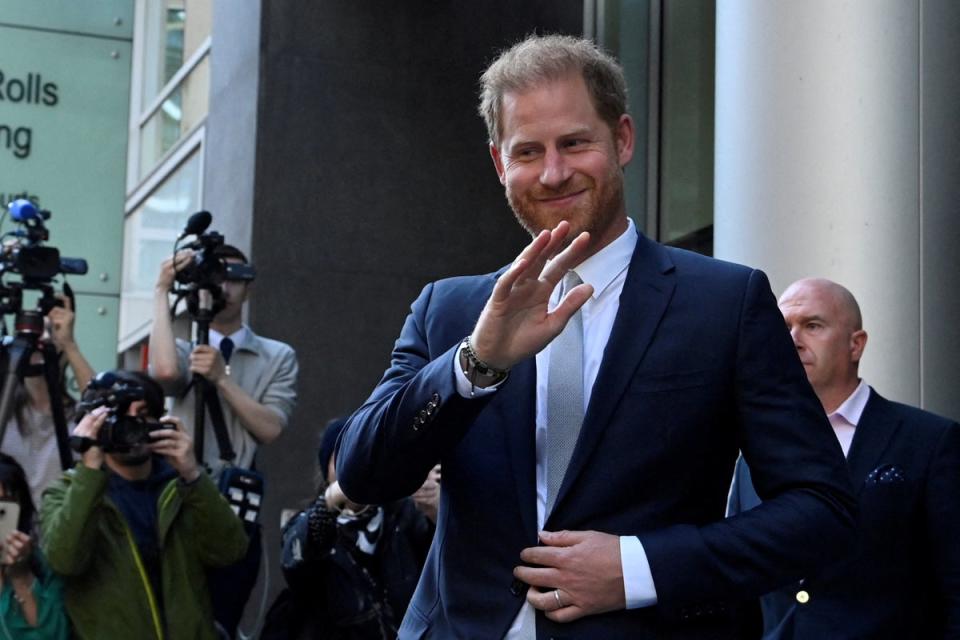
729;278;960;639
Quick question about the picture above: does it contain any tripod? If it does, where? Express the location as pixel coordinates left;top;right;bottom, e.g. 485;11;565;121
172;258;266;640
178;285;236;467
0;309;73;470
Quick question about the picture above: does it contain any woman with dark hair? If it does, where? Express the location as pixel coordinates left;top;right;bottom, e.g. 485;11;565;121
0;452;69;639
0;297;94;506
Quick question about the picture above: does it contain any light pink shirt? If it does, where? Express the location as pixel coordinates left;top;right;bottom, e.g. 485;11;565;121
828;380;870;457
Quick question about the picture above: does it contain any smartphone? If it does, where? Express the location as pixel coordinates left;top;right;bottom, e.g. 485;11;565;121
0;501;21;555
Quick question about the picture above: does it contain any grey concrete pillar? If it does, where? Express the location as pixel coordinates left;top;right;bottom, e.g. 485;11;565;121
714;0;960;419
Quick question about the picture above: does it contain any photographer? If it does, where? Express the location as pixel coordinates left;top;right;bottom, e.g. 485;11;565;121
262;418;435;640
0;200;92;508
149;245;298;480
0;294;94;506
39;370;248;640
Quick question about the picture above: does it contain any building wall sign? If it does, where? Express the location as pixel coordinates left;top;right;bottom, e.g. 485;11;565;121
0;69;59;159
0;1;134;373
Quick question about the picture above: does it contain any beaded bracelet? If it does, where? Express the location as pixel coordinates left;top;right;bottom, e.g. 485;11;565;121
463;336;509;377
461;336;509;395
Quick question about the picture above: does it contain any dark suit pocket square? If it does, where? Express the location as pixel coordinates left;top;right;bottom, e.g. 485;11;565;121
865;463;905;485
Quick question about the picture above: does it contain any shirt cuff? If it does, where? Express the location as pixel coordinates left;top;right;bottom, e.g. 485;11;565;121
620;535;658;608
452;343;504;398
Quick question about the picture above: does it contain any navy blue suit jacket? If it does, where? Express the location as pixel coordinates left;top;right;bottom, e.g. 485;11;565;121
338;234;856;639
728;389;960;639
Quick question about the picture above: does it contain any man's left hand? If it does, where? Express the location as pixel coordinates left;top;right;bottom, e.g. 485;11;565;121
149;416;201;483
515;529;625;623
469;222;594;372
189;344;227;383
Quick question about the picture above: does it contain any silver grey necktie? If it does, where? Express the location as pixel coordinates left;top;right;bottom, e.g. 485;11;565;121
546;271;585;516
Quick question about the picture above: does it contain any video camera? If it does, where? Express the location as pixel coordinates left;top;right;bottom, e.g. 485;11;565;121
174;211;255;287
70;371;166;454
171;211;255;319
0;199;88;320
0;199;90;471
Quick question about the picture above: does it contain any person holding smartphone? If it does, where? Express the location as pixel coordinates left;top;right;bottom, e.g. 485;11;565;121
0;452;69;640
39;370;248;640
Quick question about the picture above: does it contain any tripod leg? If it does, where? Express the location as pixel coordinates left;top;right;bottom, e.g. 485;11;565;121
194;374;207;465
0;338;32;450
204;383;235;462
41;343;74;470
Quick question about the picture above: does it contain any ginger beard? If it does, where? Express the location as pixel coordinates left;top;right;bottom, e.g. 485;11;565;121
506;154;626;250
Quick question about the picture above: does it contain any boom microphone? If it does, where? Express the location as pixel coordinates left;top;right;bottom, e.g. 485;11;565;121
177;210;212;240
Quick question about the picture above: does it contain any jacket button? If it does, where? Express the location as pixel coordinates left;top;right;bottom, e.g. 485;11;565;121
796;590;810;604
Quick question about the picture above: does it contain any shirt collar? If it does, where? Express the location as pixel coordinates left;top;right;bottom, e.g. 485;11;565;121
569;218;637;300
829;379;870;427
209;326;252;352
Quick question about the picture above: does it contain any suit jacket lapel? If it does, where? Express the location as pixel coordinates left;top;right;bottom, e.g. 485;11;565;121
498;357;538;541
845;389;903;495
547;235;677;522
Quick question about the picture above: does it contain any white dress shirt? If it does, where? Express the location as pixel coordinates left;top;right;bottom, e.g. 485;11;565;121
828;379;870;457
453;220;658;638
207;326;250;352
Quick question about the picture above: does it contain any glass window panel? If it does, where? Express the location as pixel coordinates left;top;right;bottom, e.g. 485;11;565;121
164;8;185;83
140;0;212;106
138;55;209;179
594;0;716;254
659;0;715;254
119;151;201;342
596;0;652;234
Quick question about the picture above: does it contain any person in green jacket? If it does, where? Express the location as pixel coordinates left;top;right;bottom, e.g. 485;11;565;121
0;452;70;640
40;370;248;640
